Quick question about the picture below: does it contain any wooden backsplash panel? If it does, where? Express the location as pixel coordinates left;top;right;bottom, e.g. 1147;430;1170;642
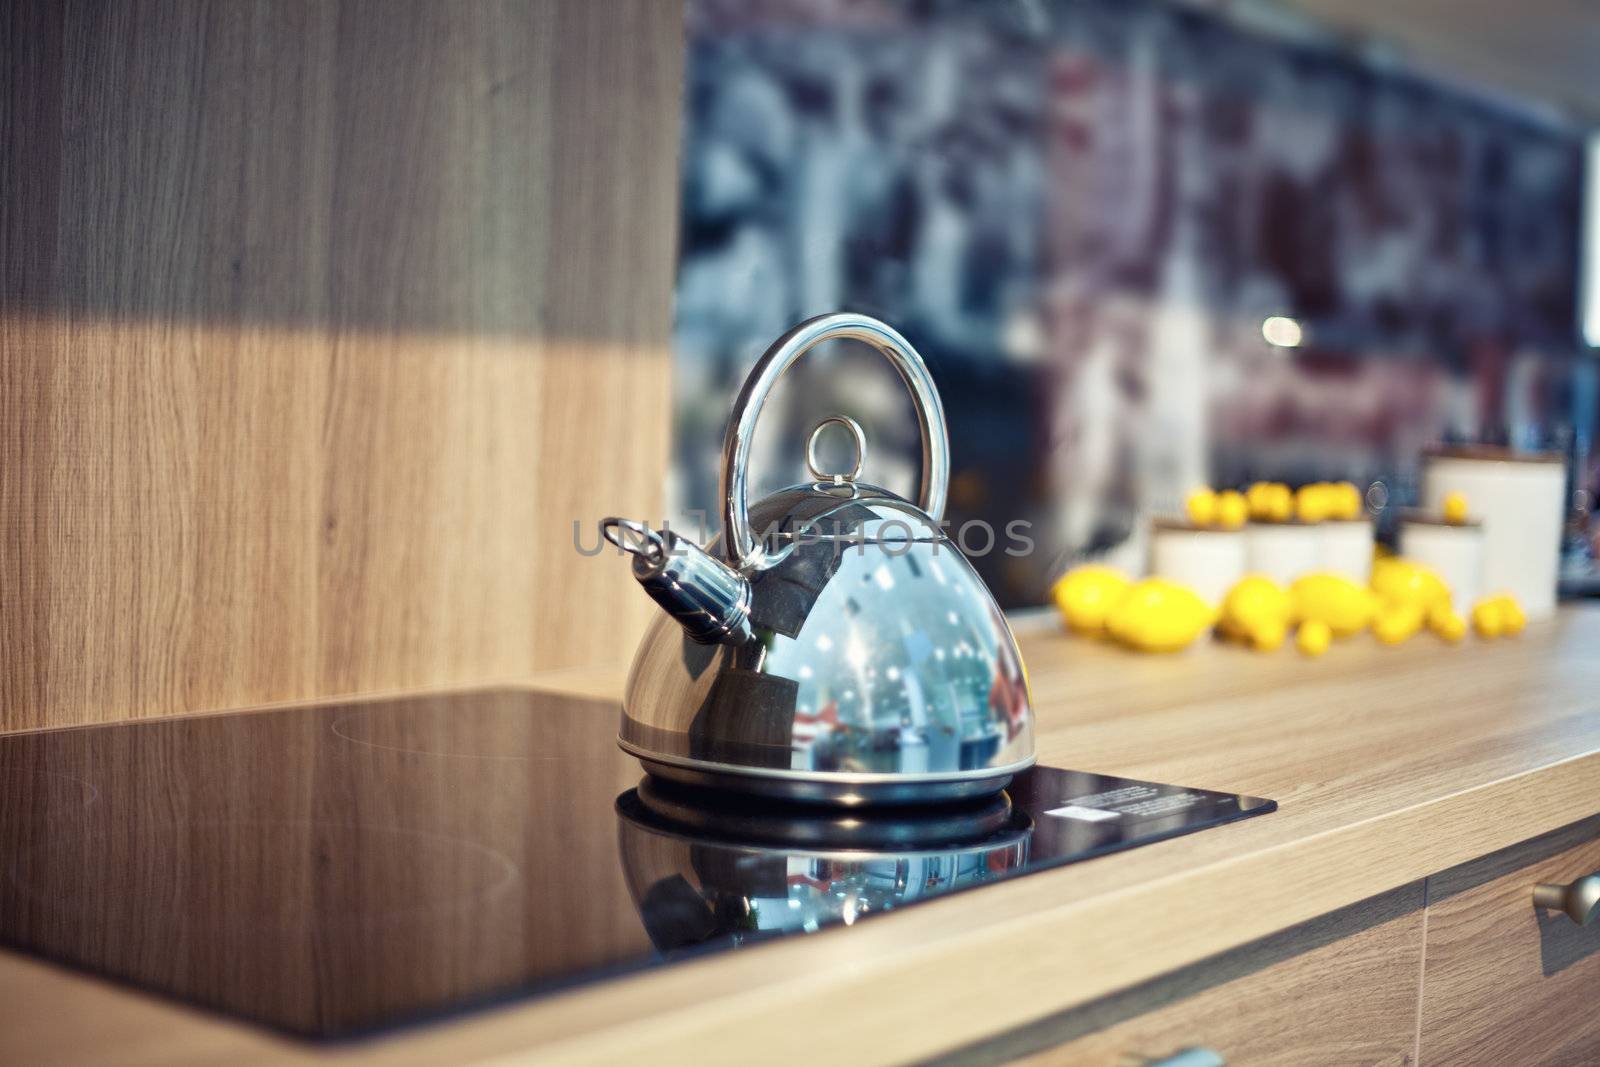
0;0;682;730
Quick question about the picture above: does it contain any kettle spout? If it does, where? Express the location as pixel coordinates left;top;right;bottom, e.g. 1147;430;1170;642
600;519;752;645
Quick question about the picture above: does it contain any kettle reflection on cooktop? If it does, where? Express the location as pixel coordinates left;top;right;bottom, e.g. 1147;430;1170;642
0;690;1272;1039
617;780;1034;951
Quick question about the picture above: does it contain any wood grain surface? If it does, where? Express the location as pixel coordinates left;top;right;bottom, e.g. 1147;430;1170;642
995;884;1426;1067
2;608;1600;1065
0;0;682;731
1418;816;1600;1066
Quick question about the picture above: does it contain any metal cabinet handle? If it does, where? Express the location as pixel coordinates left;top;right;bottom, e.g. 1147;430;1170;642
1147;1050;1225;1067
1532;874;1600;925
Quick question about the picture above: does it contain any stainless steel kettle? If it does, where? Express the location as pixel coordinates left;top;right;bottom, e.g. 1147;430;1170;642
602;313;1034;806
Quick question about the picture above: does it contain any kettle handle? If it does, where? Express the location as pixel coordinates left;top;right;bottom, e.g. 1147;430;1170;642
720;313;950;572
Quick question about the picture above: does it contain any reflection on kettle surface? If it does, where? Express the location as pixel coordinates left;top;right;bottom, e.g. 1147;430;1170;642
615;780;1034;952
758;518;1033;775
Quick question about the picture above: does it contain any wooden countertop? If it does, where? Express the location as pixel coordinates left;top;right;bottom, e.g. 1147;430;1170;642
6;606;1600;1066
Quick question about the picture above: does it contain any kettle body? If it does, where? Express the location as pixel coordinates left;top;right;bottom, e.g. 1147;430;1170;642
604;314;1035;806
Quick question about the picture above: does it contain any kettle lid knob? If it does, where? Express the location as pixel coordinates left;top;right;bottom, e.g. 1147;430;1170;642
805;415;868;486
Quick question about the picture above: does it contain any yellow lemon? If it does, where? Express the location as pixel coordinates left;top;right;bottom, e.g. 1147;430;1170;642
1330;481;1364;520
1471;597;1504;638
1296;619;1331;657
1497;594;1526;635
1107;579;1215;653
1442;492;1469;525
1215;490;1249;530
1318;483;1341;519
1371;557;1451;613
1289;572;1374;637
1372;602;1423;645
1050;565;1132;636
1185;488;1218;527
1295;483;1329;524
1219;575;1291;643
1248;482;1293;522
1246;482;1274;520
1266;483;1294;522
1249;617;1287;651
1428;602;1466;643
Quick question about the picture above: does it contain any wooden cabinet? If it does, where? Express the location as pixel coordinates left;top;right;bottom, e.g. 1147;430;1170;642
974;885;1426;1067
1417;817;1600;1066
984;817;1600;1066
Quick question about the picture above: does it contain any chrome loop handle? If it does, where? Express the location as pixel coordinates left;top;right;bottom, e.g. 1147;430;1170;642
720;314;950;572
805;415;868;484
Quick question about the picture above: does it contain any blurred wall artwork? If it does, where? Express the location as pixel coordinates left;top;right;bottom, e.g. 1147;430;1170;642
672;0;1590;607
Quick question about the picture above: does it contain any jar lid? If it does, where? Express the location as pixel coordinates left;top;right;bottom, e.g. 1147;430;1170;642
1424;445;1563;465
1150;517;1247;534
1396;508;1484;528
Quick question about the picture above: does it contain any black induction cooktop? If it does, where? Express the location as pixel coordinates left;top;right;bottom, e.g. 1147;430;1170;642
0;690;1273;1039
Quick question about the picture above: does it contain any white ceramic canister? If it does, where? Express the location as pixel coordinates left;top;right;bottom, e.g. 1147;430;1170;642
1245;520;1321;587
1149;520;1247;607
1422;448;1566;619
1399;514;1484;615
1317;518;1375;585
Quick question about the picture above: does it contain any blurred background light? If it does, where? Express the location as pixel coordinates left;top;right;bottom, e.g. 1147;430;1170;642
1261;316;1305;348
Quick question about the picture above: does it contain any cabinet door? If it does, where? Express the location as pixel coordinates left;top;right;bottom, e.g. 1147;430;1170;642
1419;817;1600;1066
967;884;1425;1067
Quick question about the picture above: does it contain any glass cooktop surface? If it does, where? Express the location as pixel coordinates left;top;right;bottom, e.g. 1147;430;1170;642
0;690;1273;1039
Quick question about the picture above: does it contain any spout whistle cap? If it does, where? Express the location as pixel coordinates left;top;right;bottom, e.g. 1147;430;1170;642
603;519;752;645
